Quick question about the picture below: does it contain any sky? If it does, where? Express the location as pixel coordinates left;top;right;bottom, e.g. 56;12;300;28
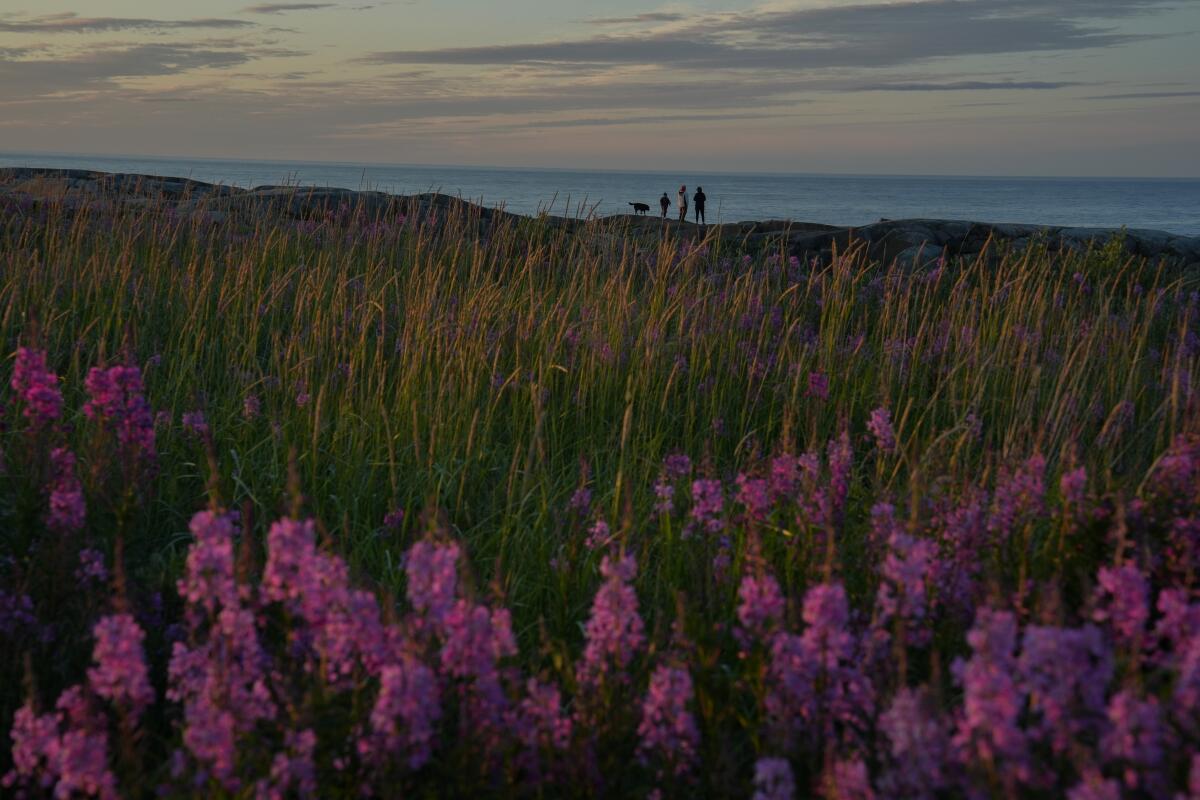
0;0;1198;176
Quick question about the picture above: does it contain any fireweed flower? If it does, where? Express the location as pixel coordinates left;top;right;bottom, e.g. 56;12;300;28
1018;624;1112;754
735;474;772;522
366;657;441;769
767;583;873;747
653;477;674;515
867;407;896;453
1060;466;1088;509
752;757;795;800
952;608;1031;784
404;539;460;628
75;548;108;585
874;528;938;648
567;486;592;516
663;453;692;480
178;510;238;616
987;454;1046;541
10;347;63;428
822;758;875;800
1101;691;1169;796
586;519;612;551
83;363;156;464
181;410;209;437
256;729;317;800
1092;563;1150;649
637;664;700;775
736;569;786;644
768;453;801;501
4;687;119;799
513;681;573;753
88;614;154;715
577;553;645;690
46;447;85;533
689;479;725;535
877;688;949;799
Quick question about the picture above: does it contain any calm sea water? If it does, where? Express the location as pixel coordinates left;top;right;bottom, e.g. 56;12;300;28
3;152;1199;235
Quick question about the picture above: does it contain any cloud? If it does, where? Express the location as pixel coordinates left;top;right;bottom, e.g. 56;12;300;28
242;3;337;14
1084;90;1200;100
849;80;1086;92
363;0;1175;71
0;13;254;33
583;12;688;25
0;44;268;101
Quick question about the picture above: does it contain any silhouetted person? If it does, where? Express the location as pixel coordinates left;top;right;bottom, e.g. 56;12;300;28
693;186;707;225
660;192;671;219
678;185;688;223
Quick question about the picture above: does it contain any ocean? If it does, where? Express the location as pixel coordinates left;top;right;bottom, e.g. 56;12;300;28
3;151;1198;235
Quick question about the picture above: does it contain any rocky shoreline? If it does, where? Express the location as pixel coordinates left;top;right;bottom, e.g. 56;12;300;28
3;166;1198;269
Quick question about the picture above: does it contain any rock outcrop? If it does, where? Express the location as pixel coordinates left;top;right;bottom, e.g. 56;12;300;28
3;167;1197;270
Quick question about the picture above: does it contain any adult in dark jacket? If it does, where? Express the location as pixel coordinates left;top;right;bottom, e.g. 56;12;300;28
660;192;671;219
693;186;707;225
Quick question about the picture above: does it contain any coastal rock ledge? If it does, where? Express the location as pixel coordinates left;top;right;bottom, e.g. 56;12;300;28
3;167;1198;270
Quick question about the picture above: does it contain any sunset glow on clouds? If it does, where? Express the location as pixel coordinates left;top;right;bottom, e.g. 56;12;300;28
0;0;1197;174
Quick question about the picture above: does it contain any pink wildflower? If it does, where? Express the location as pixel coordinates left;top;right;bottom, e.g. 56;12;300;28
46;447;85;533
637;665;699;775
11;347;63;428
577;553;645;689
88;614;154;714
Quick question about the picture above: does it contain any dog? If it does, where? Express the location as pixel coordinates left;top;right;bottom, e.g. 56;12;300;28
629;202;650;216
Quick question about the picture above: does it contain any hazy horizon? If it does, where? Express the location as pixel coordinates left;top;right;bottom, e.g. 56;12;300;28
2;1;1199;177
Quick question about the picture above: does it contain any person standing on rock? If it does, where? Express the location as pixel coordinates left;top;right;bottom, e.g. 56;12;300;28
678;185;688;223
660;192;671;219
693;186;707;225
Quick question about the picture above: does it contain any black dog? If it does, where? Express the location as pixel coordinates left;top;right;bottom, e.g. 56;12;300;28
629;202;650;216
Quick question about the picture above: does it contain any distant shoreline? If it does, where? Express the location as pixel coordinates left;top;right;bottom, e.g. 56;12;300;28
3;166;1199;269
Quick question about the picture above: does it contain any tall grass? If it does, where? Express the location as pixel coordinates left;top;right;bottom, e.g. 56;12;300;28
1;189;1197;796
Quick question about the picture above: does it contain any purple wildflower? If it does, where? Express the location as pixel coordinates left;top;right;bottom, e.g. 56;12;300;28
735;474;772;521
46;447;85;533
689;479;725;535
404;539;460;628
987;454;1046;540
83;363;156;463
637;665;699;775
75;548;108;586
1101;691;1168;796
653;477;674;515
577;553;645;689
1066;772;1122;800
769;453;801;500
822;758;876;800
367;657;441;769
736;569;786;644
952;608;1031;784
586;518;612;551
1092;563;1150;649
874;529;938;648
181;410;209;437
868;407;896;453
877;688;949;799
767;583;873;747
1060;466;1088;508
752;757;795;800
10;347;63;428
88;614;154;715
663;453;692;480
568;486;592;516
1018;624;1112;753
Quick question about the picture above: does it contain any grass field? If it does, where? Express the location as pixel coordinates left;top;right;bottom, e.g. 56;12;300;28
2;190;1198;797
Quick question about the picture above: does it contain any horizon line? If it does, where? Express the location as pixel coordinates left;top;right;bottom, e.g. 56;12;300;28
2;149;1198;184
